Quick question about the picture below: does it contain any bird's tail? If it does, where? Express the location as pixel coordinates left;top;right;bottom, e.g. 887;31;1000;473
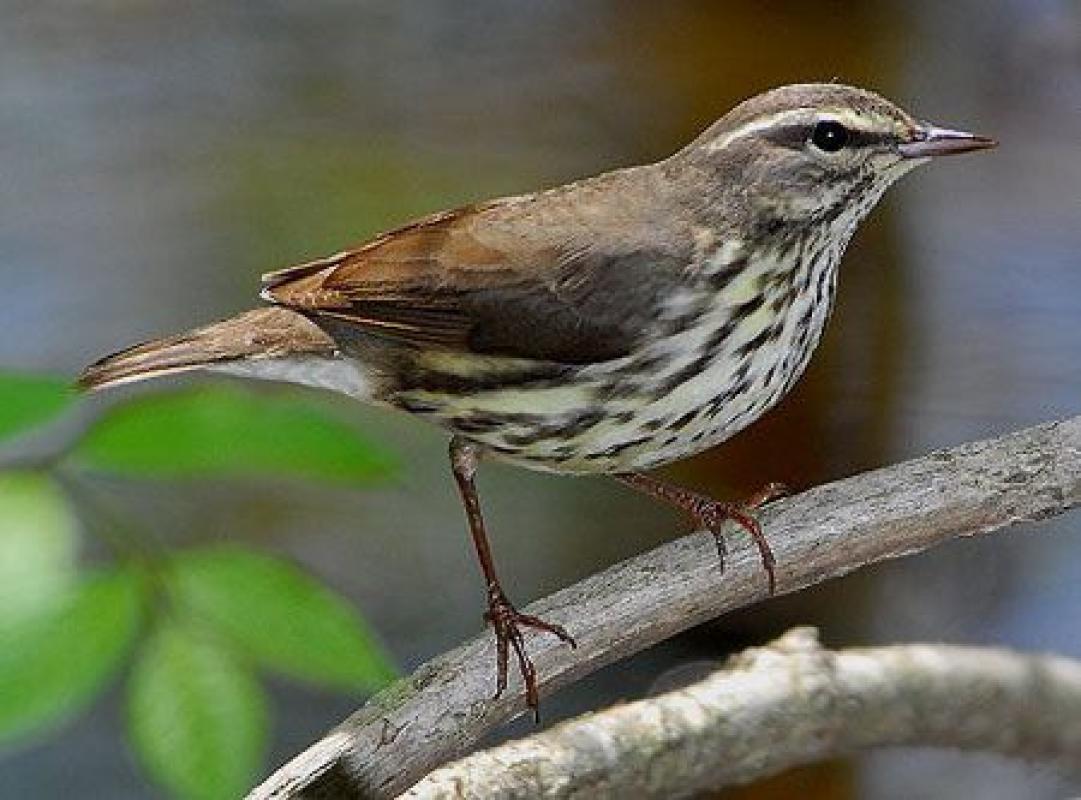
78;307;336;391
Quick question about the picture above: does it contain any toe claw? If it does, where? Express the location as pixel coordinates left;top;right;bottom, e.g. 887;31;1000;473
709;529;728;572
692;490;779;595
485;592;575;720
614;473;784;598
749;481;790;508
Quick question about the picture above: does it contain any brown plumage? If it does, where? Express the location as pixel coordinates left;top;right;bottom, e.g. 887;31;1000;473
260;170;693;365
78;308;334;390
79;83;994;716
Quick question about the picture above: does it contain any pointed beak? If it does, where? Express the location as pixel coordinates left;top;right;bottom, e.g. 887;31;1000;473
898;124;997;159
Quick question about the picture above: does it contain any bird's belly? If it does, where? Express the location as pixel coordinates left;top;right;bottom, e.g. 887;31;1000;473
551;281;833;472
577;339;812;471
619;344;802;467
394;328;820;475
391;248;838;474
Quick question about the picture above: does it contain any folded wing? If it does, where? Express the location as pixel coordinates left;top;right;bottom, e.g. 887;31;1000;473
261;179;690;366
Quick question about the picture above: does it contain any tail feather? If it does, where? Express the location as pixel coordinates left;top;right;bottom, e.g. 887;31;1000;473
78;308;336;391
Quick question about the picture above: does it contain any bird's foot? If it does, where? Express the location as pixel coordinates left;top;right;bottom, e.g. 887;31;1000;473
683;481;789;595
484;586;576;721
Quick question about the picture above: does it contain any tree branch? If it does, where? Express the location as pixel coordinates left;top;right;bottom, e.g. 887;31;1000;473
403;627;1081;798
248;415;1081;799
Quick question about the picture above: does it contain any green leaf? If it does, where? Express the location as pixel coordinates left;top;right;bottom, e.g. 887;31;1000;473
0;371;74;445
127;621;267;800
70;384;396;483
0;473;79;625
0;568;143;746
169;545;396;691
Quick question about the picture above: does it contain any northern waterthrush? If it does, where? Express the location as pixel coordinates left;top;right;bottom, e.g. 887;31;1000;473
80;83;994;716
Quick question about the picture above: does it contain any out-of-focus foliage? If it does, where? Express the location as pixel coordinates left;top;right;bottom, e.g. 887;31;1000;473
0;566;143;745
169;545;397;690
0;473;79;623
0;372;398;800
71;384;397;484
0;372;74;445
127;621;268;800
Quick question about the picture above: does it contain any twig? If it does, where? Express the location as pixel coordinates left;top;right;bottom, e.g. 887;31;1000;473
248;414;1081;799
403;627;1081;798
0;399;103;472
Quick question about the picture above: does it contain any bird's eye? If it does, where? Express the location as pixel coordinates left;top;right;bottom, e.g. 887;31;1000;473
811;120;849;153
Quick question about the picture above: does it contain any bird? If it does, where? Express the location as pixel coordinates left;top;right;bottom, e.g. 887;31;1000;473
79;82;995;717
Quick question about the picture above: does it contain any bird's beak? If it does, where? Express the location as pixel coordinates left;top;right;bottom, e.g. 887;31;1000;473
898;124;997;158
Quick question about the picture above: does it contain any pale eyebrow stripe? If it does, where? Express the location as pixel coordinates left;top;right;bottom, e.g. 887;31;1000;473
706;107;876;152
706;108;818;152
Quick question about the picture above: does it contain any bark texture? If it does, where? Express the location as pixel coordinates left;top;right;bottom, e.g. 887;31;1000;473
403;627;1081;798
248;415;1081;799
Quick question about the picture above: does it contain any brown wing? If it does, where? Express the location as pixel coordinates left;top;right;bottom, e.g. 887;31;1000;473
261;177;691;365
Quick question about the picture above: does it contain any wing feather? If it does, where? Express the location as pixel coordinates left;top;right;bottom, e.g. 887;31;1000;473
261;171;691;365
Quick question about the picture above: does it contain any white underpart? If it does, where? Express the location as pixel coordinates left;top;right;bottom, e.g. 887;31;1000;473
592;252;833;468
211;356;374;401
596;182;901;470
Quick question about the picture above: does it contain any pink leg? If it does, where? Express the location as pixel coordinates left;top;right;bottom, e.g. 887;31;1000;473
450;437;576;720
614;472;788;594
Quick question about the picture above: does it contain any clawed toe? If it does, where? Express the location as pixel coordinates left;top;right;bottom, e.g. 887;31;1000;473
485;591;576;721
689;490;779;596
613;472;784;597
746;481;790;508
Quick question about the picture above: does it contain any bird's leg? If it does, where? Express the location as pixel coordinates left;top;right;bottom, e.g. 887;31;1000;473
613;472;789;595
448;436;576;719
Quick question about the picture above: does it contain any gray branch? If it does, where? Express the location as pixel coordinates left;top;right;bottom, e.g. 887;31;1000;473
403;627;1081;799
248;414;1081;799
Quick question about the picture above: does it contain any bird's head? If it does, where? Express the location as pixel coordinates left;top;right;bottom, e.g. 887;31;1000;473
680;83;995;236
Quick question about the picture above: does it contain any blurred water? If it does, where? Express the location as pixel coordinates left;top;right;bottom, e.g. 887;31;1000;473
2;2;1080;798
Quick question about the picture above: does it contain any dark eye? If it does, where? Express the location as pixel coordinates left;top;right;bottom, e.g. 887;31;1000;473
811;120;849;153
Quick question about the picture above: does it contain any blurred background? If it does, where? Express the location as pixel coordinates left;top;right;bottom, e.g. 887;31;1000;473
2;1;1080;797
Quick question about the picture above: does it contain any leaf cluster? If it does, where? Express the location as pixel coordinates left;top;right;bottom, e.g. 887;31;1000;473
0;373;399;799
